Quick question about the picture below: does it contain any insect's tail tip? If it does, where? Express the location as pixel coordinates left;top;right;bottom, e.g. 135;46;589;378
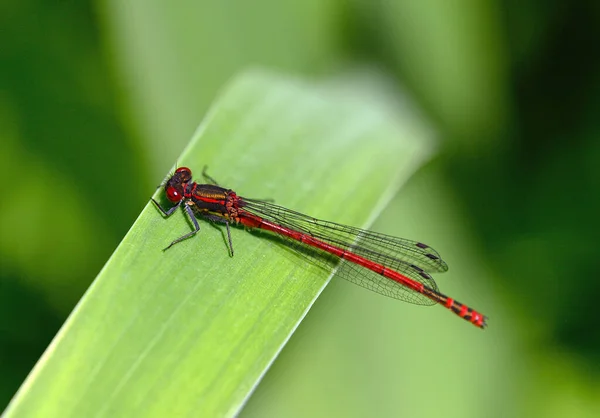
479;315;489;329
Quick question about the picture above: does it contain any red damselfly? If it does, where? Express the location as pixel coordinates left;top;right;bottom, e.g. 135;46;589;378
152;167;487;329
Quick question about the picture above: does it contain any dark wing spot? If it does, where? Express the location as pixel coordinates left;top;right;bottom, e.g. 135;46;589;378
410;264;424;272
426;253;439;260
410;264;433;280
416;242;429;249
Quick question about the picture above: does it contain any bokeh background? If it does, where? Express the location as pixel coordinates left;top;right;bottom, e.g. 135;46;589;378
1;0;599;416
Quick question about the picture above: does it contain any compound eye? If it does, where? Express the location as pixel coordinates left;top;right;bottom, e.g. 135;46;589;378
174;166;192;182
166;186;181;202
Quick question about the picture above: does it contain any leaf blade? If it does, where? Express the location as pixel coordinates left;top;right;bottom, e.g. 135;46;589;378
5;70;435;417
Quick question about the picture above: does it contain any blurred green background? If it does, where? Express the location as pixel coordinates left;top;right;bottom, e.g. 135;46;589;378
1;0;599;417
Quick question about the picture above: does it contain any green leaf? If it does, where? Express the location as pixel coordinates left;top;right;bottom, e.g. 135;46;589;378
4;70;434;417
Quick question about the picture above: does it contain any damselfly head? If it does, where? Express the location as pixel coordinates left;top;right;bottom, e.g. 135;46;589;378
165;167;193;202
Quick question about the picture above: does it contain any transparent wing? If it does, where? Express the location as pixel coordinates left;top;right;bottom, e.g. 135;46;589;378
242;198;448;305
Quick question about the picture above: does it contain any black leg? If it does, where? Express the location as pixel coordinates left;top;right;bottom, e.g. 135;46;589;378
152;198;181;216
202;165;220;186
225;221;234;256
203;214;235;257
163;204;201;251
